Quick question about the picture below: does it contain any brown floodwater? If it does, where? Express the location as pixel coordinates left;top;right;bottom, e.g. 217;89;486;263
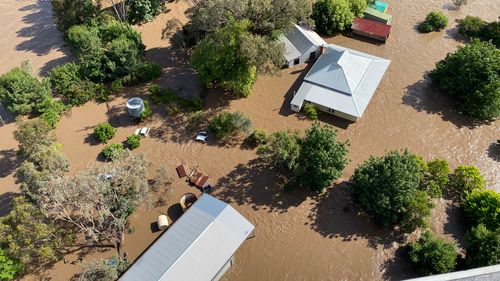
0;0;499;280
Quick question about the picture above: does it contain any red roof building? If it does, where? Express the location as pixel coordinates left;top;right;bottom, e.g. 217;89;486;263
351;17;391;42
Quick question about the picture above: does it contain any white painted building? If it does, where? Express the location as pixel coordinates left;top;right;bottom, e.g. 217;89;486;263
119;194;255;281
290;44;391;122
280;24;327;67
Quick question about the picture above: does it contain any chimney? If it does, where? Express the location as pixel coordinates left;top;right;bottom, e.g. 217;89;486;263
320;44;326;55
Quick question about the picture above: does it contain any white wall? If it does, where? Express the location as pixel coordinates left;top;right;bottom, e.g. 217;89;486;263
306;101;359;122
286;45;322;67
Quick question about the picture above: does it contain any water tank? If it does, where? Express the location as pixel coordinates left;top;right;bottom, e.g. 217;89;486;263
126;97;144;118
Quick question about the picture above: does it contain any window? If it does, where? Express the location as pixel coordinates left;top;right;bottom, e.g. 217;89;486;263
293;58;300;65
309;52;316;60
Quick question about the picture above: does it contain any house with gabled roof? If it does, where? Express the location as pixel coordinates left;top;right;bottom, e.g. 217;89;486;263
290;44;391;122
280;24;327;67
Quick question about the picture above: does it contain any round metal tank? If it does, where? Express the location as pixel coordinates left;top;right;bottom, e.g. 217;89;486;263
126;97;144;118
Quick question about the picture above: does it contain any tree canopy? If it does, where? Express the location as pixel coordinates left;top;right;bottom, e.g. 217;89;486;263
0;248;22;281
351;150;433;232
429;40;500;121
408;231;457;275
312;0;367;34
258;131;301;171
465;224;500;268
463;189;500;231
418;11;448;33
458;16;499;48
448;165;485;201
293;123;349;192
51;0;100;31
209;111;253;140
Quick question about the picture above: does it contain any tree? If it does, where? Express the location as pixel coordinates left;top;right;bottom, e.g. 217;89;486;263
463;189;500;231
126;135;141;149
465;224;500;268
37;154;150;254
349;0;368;17
13;118;55;157
351;150;433;232
418;11;448;33
245;129;268;148
76;256;129;281
408;231;457;275
209;111;252;140
127;0;163;24
0;62;51;115
101;144;126;161
93;122;117;143
0;248;23;281
312;0;354;34
457;16;485;38
258;131;301;171
293;123;349;192
429;40;500;121
420;159;450;198
51;0;100;31
0;197;73;266
448;165;485;200
477;21;500;48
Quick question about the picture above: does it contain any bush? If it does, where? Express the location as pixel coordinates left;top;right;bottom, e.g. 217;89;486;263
245;129;268;147
258;131;301;171
408;231;457;275
418;11;448;33
126;135;141;150
93;122;117;143
124;61;162;85
127;0;164;24
13;118;56;157
187;111;207;131
209;111;252;140
458;16;485;38
429;40;500;121
294;123;349;192
420;159;450;198
351;150;433;232
303;103;318;120
140;100;153;121
101;144;126;161
312;0;355;34
448;165;485;200
0;248;23;281
39;100;67;128
465;224;500;268
478;21;500;48
463;189;500;230
0;62;51;115
51;0;100;31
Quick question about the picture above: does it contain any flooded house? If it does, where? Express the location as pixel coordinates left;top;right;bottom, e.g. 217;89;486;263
280;24;327;67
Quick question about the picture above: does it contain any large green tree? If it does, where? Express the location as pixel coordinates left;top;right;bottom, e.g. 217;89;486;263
408;231;457;275
465;224;500;268
429;40;500;121
0;62;51;115
127;0;163;24
293;123;349;192
351;150;433;232
51;0;100;31
258;131;301;171
448;165;485;201
463;189;500;231
312;0;355;34
0;197;73;266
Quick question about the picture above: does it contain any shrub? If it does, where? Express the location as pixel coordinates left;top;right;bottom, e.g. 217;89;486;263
408;231;457;275
478;21;500;48
127;0;164;24
126;61;162;84
13;118;55;157
66;25;102;55
420;159;450;198
51;0;100;31
351;150;433;232
312;0;355;34
258;131;301;171
0;62;51;115
418;11;448;33
209;111;252;140
126;135;141;150
101;144;125;161
294;123;349;192
140;100;152;121
458;16;485;38
49;62;82;95
429;40;500;121
448;165;485;200
39;100;67;128
463;189;500;230
93;122;117;143
303;103;318;120
245;129;268;147
0;248;23;281
187;111;207;131
465;224;500;268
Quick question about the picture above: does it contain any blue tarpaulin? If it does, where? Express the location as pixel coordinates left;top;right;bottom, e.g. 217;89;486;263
370;0;388;12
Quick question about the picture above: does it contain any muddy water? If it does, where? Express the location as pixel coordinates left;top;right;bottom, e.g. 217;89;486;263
0;0;499;280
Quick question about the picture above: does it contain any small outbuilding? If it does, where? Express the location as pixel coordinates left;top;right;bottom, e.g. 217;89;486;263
363;7;393;25
119;194;255;281
290;44;391;122
351;17;392;42
280;24;327;67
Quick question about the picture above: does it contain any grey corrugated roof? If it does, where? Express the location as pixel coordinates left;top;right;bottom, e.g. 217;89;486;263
119;194;255;281
291;44;390;118
281;24;327;61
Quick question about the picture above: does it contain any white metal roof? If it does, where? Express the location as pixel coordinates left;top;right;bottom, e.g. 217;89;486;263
119;194;255;281
280;24;327;61
291;44;390;118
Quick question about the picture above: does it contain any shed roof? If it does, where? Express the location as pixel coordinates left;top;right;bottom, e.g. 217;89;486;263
291;44;390;118
281;24;327;61
119;194;255;281
364;7;393;24
351;17;392;40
